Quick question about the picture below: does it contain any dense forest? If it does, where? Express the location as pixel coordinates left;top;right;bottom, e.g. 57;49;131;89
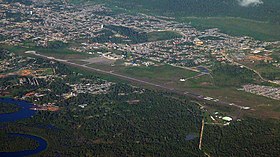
203;118;280;156
29;85;204;156
0;102;20;114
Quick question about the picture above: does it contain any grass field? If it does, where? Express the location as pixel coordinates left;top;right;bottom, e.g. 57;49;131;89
254;64;280;80
193;87;280;119
237;59;280;81
122;65;197;80
88;63;199;84
179;17;280;41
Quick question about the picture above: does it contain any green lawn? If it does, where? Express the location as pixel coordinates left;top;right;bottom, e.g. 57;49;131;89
122;65;197;80
87;63;199;85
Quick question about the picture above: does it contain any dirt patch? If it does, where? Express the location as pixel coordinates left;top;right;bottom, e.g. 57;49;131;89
200;82;212;86
127;100;140;105
81;57;115;65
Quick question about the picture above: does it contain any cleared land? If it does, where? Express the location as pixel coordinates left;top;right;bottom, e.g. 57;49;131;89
179;17;280;41
87;62;199;85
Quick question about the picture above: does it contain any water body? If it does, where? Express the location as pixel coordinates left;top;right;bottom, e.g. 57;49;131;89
185;133;198;141
197;66;209;73
0;133;48;157
0;98;48;156
0;97;36;122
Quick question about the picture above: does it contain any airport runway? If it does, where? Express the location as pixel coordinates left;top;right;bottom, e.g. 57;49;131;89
27;51;247;109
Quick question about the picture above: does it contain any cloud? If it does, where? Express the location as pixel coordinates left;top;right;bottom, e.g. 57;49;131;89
238;0;263;7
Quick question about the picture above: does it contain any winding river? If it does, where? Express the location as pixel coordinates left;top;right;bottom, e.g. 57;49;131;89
0;133;48;157
0;98;36;122
0;97;48;156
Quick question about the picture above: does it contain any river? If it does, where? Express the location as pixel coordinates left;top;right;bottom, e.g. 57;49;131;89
0;133;48;157
0;98;36;122
0;97;48;156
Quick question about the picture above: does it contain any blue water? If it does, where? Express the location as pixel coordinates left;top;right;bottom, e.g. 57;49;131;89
0;133;48;157
185;133;198;141
197;66;209;73
0;98;48;156
0;97;36;122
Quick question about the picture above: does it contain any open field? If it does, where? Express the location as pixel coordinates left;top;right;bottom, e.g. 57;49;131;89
81;57;115;65
236;59;280;81
179;17;280;41
193;87;280;119
87;62;199;85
